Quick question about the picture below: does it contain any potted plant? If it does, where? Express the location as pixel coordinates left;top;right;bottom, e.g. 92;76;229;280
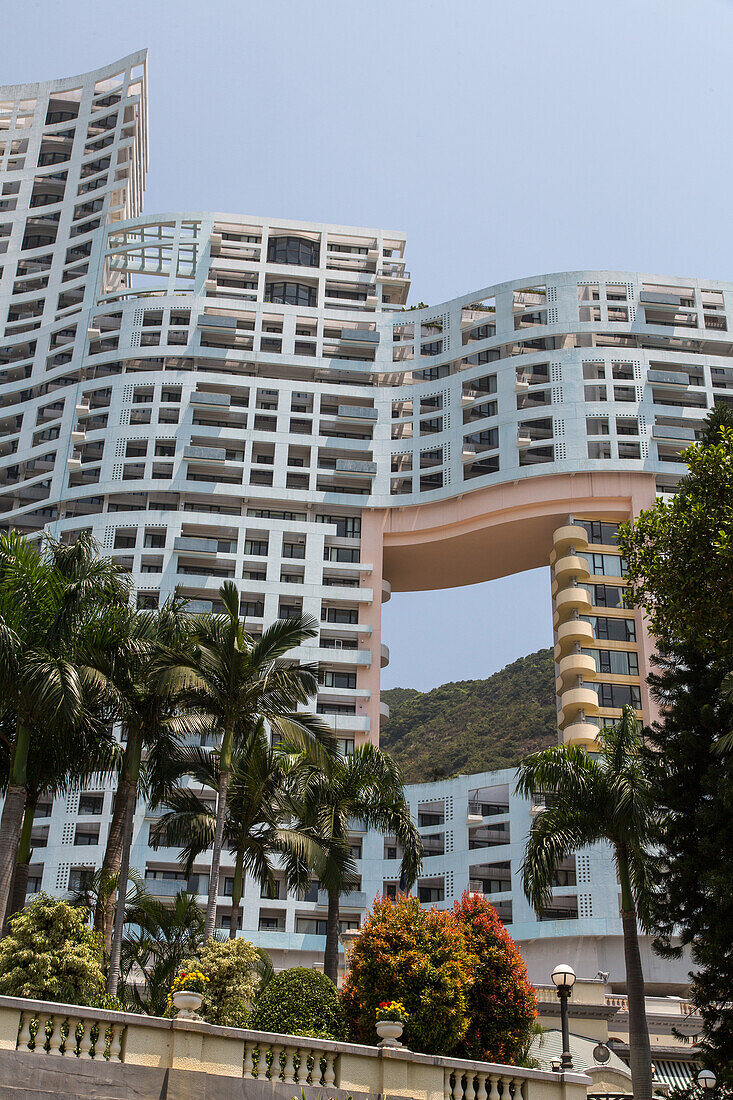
375;1001;408;1047
168;969;209;1020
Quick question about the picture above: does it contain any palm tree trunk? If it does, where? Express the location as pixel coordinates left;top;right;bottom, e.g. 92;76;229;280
618;849;653;1100
95;732;139;954
5;794;37;928
229;848;244;939
205;725;233;940
0;723;31;927
324;889;340;984
106;787;135;995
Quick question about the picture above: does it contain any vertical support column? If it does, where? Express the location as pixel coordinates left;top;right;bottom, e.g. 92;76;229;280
356;507;387;747
551;519;598;748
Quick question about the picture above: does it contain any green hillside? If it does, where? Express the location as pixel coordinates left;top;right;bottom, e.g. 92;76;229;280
380;648;557;783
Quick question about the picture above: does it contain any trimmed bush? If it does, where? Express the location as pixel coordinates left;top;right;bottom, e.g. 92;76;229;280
340;894;473;1054
179;938;262;1027
341;892;538;1060
250;967;345;1040
452;892;537;1063
0;894;104;1005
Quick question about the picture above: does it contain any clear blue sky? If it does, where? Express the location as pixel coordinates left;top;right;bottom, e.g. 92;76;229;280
4;0;731;689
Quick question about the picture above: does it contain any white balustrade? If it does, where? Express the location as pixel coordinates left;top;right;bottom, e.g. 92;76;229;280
15;1007;126;1059
0;995;591;1100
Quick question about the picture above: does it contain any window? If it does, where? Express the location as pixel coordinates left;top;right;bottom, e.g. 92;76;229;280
418;884;444;903
584;584;627;609
322;607;358;624
583;648;639;676
258;914;283;932
581;615;636;642
74;824;100;846
316;514;361;538
594;683;642;709
68;867;94;892
264;281;317;307
578;520;619;545
267;235;319;267
78;793;103;815
244;538;268;556
588;552;626;577
320;670;357;689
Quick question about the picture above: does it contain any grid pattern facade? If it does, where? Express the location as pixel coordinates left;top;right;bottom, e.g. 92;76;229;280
0;56;717;980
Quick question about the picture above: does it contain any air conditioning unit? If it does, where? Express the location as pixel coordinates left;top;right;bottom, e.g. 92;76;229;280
87;327;100;341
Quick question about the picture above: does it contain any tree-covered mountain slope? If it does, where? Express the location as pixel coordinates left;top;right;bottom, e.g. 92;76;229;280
380;648;557;783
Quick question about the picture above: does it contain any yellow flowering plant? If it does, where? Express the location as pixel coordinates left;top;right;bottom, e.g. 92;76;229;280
376;1000;408;1024
166;969;209;1013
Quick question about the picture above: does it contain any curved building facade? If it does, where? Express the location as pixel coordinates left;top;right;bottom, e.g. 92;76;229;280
0;55;712;985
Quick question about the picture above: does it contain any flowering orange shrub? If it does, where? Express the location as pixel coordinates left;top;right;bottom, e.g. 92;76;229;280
340;894;473;1054
452;892;537;1063
341;892;537;1061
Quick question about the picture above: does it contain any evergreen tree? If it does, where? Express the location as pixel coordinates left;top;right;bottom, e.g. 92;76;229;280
619;406;733;1077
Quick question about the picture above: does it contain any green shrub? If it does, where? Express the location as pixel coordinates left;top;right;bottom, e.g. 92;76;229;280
179;938;262;1027
249;967;345;1040
0;894;105;1005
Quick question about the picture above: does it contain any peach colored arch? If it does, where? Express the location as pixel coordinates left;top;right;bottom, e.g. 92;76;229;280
358;471;658;744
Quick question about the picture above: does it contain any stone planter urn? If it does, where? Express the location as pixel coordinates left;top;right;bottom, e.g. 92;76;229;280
172;990;204;1020
376;1020;404;1047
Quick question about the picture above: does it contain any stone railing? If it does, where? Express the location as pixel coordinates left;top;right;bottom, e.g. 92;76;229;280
0;994;592;1100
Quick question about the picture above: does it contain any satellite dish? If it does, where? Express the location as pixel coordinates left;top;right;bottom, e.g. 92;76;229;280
593;1043;611;1064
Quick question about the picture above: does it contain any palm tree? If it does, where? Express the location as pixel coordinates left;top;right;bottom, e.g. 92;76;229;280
293;743;423;983
0;531;129;925
150;724;323;937
120;889;208;1015
85;595;203;983
156;580;330;939
3;708;119;922
515;707;655;1100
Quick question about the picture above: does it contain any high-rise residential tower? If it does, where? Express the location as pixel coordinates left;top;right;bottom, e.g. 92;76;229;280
0;54;716;985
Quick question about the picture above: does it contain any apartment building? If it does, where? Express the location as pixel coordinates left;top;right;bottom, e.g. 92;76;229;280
0;53;720;989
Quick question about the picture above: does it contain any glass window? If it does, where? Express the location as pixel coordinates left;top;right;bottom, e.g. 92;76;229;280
593;682;641;709
267;235;319;267
581;615;636;642
583;584;627;609
589;552;626;577
578;520;620;545
583;648;639;676
264;281;317;307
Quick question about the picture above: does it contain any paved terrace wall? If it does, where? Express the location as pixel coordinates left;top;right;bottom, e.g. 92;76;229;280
0;995;591;1100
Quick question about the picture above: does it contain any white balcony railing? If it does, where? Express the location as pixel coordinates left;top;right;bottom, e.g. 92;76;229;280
0;993;591;1100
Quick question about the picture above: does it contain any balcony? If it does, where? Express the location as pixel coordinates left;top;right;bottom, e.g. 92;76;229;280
173;536;218;555
552;555;590;589
561;721;600;746
647;369;690;388
559;686;600;723
556;653;597;692
190;391;230;408
553;587;592;623
555;618;594;652
552;524;589;556
337;404;378;422
380;642;390;668
652;424;697;443
339;329;380;346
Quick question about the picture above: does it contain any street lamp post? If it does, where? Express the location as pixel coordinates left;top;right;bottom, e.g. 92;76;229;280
552;963;577;1071
698;1071;717;1094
